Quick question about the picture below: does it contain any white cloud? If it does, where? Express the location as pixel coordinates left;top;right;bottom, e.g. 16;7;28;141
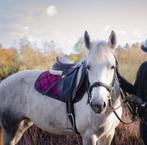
119;30;127;35
133;31;142;38
46;5;57;17
104;25;111;32
133;31;139;35
24;26;29;30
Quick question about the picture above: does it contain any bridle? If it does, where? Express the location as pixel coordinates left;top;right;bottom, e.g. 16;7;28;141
87;57;117;106
86;56;137;125
87;71;116;105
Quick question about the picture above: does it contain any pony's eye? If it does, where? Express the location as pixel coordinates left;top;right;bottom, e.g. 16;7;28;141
87;65;91;70
110;65;115;69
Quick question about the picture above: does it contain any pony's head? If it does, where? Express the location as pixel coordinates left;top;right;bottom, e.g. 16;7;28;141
84;31;117;114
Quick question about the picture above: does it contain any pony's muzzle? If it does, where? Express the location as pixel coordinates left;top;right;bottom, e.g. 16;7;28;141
91;102;106;114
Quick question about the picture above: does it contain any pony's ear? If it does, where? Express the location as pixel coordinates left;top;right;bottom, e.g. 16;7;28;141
108;30;117;49
84;31;90;49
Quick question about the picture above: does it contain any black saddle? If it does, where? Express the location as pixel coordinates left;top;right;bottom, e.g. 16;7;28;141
51;56;88;102
52;56;77;74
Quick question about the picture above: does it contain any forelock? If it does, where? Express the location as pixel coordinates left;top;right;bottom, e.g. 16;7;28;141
90;40;114;56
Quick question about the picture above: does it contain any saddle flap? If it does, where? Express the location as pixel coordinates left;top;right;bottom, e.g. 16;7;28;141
57;61;87;101
57;67;79;101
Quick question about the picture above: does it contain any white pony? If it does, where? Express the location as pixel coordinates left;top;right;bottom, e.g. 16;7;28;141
0;31;122;145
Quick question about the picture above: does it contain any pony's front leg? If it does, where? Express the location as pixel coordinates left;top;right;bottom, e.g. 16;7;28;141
97;130;115;145
82;133;98;145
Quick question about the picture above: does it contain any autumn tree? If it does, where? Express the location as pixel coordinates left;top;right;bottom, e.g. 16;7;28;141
0;48;20;80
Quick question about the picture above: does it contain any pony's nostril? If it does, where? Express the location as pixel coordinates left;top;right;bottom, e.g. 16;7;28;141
91;103;106;113
91;101;107;113
103;102;106;108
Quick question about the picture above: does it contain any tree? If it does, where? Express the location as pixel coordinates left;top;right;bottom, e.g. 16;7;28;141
0;43;2;48
0;48;20;79
19;37;32;49
71;37;87;60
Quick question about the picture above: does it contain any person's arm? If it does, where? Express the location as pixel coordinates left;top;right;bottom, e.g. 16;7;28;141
117;71;137;95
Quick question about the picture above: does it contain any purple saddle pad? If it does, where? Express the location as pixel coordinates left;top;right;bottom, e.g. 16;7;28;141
35;70;85;103
35;71;64;101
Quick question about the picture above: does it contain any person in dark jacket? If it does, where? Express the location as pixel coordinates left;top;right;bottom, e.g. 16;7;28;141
117;39;147;145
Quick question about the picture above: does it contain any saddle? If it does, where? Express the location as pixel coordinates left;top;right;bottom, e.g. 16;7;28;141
52;56;77;74
35;56;89;134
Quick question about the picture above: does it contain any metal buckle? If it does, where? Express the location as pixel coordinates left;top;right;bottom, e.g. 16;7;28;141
108;95;111;100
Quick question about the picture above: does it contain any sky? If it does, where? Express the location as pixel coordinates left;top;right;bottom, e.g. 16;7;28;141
0;0;147;53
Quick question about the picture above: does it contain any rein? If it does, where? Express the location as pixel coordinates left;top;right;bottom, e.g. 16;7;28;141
86;57;137;125
108;91;136;125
